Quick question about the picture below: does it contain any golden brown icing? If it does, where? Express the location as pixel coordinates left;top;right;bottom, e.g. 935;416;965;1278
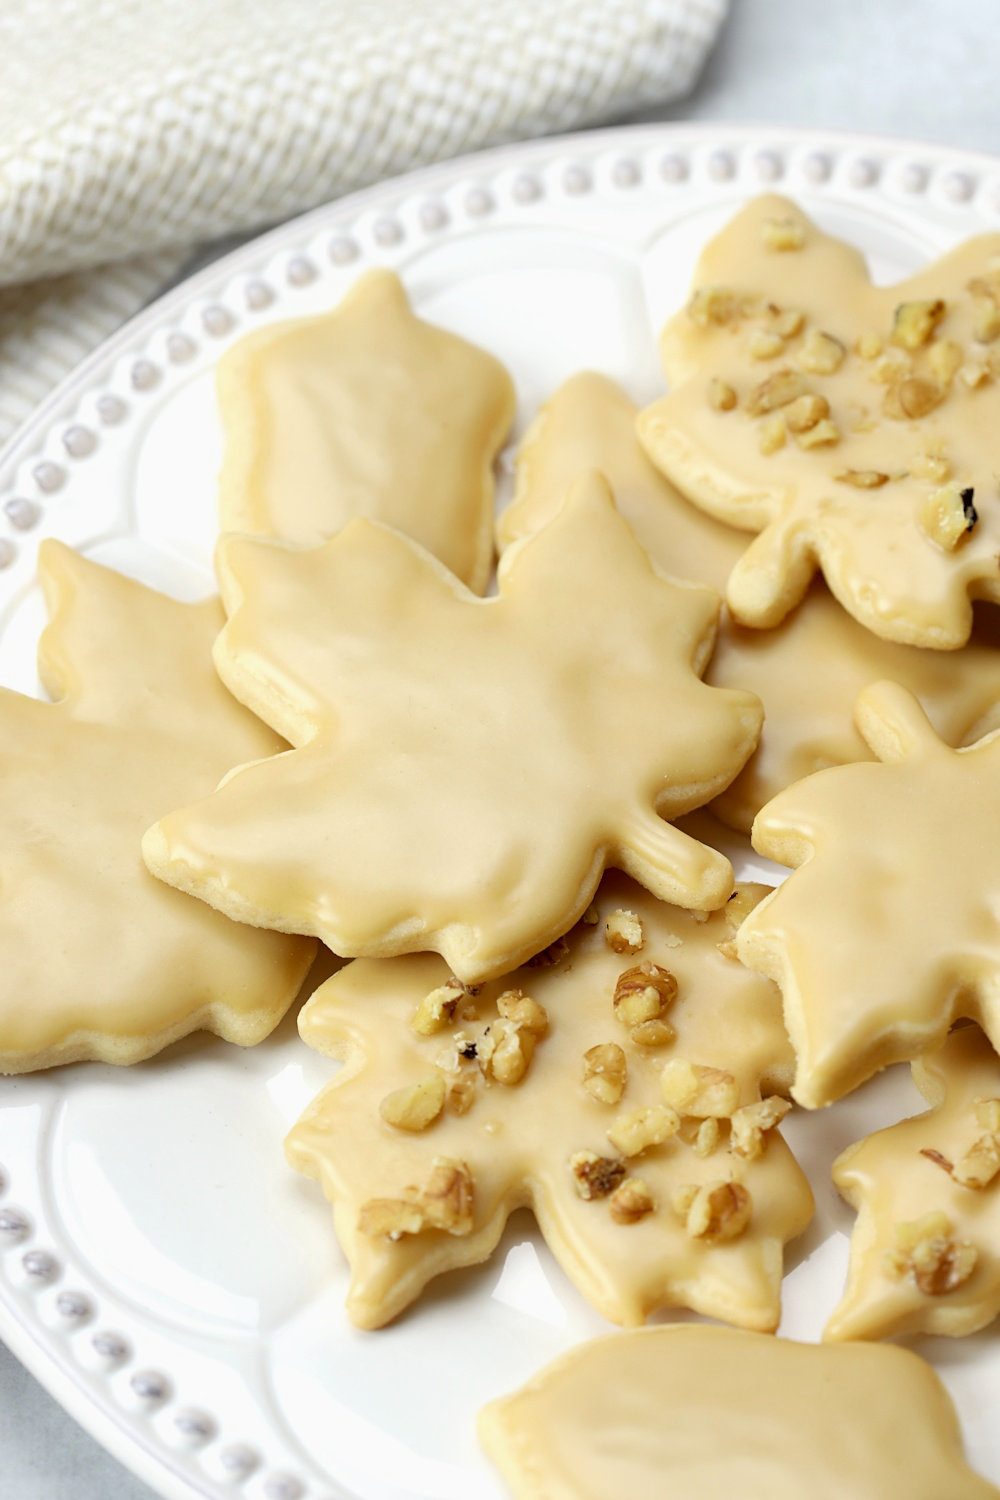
828;1024;1000;1341
738;681;1000;1108
143;474;763;983
479;1325;1000;1500
217;268;515;591
500;371;1000;833
0;542;315;1072
638;193;1000;647
286;872;811;1330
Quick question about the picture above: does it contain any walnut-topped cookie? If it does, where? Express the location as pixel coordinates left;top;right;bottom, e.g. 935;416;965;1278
285;874;812;1331
217;269;515;591
737;681;1000;1108
0;542;315;1072
499;371;1000;833
638;193;1000;647
828;1024;1000;1342
143;473;763;983
479;1325;1000;1500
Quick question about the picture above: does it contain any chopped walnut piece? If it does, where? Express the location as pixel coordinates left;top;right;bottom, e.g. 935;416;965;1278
379;1073;447;1132
953;1133;1000;1190
479;1018;537;1086
715;939;739;962
609;1177;655;1224
723;886;767;934
856;331;883;360
959;360;992;388
927;338;963;385
675;1179;753;1242
748;328;784;361
771;307;805;339
919;484;978;550
613;962;678;1028
605;909;644;955
761;216;805;252
688;286;739;327
497;989;549;1035
911;450;952;483
758;414;786;455
359;1157;475;1240
629;1019;676;1048
795;418;841;449
358;1196;427;1240
447;1074;477;1116
972;293;1000;343
411;977;466;1036
661;1059;740;1118
570;1150;627;1200
581;903;600;926
872;352;909;385
784;393;829;433
708;376;738;411
607;1103;680;1157
528;936;570;968
746;367;810;416
730;1096;793;1160
835;468;890;489
884;375;944;421
891;299;946;350
884;1212;977;1296
799;329;846;375
582;1043;627;1105
976;1098;1000;1131
692;1117;721;1159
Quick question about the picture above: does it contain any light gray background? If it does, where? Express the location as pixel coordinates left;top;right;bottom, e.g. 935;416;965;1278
3;0;1000;1495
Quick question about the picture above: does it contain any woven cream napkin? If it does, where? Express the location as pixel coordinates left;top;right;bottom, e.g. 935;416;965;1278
0;0;728;447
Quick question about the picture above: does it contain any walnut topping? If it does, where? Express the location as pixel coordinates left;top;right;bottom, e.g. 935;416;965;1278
673;1179;753;1242
954;1134;1000;1190
359;1157;475;1240
629;1018;676;1048
582;1043;628;1105
613;962;678;1028
856;332;883;360
692;1117;721;1158
835;467;890;489
911;450;952;483
884;375;944;421
478;1018;537;1086
919;484;978;551
746;367;810;416
795;417;841;449
570;1150;627;1200
769;307;805;339
976;1098;1000;1131
784;393;829;433
581;903;600;925
688;285;739;327
411;978;466;1036
884;1212;977;1295
722;886;767;934
730;1096;793;1160
798;329;846;375
761;216;805;252
708;376;738;411
927;338;963;385
607;1103;680;1157
748;328;785;361
605;909;644;955
757;414;786;455
447;1075;477;1115
972;292;1000;344
891;299;946;350
660;1059;740;1118
497;989;549;1035
379;1073;447;1132
959;360;992;388
609;1177;655;1224
528;936;570;968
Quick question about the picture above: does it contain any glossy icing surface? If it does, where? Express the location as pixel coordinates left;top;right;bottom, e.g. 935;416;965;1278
287;872;810;1331
0;542;315;1071
143;476;763;983
217;268;515;592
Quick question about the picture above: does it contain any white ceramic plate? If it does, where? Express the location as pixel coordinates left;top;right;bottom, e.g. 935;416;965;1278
4;123;1000;1500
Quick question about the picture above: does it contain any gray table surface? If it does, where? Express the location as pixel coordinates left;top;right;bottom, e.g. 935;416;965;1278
4;0;1000;1495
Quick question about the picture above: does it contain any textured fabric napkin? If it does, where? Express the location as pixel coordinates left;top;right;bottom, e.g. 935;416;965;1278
0;0;727;447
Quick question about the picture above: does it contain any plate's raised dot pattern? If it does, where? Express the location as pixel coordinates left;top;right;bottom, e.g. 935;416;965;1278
262;1472;305;1500
244;279;274;310
202;304;234;336
130;359;160;392
802;151;831;183
32;460;65;493
130;1369;171;1405
659;152;688;183
754;150;782;182
55;1290;93;1323
464;186;495;216
4;497;40;530
96;393;127;425
849;156;879;187
900;162;929;194
373;216;404;247
562;164;591;195
219;1443;260;1478
21;1249;59;1283
511;172;541;203
166;333;197;365
328;233;359;264
173;1407;216;1445
91;1330;130;1365
0;539;15;569
707;149;735;181
419;200;449;231
0;1206;30;1241
611;157;640;188
286;256;317;287
62;425;96;458
943;170;975;202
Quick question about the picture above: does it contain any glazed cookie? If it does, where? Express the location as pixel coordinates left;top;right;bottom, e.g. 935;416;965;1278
479;1325;1000;1500
827;1024;1000;1342
143;474;763;984
737;681;1000;1108
0;542;316;1072
217;268;515;591
500;371;1000;833
638;193;1000;647
286;874;812;1330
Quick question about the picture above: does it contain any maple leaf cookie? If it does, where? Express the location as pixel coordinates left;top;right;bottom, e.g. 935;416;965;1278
638;193;1000;647
479;1326;1000;1500
500;371;1000;833
0;543;315;1073
286;874;812;1330
217;268;515;591
143;474;763;983
737;680;1000;1108
827;1024;1000;1342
